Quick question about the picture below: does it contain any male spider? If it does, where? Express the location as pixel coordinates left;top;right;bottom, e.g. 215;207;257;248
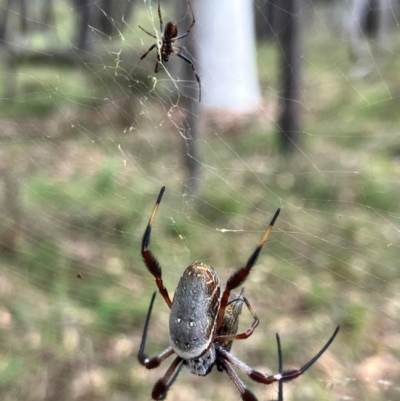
138;0;201;102
138;186;340;401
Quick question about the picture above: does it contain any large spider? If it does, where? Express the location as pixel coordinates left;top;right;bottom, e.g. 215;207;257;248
138;186;340;401
138;0;201;102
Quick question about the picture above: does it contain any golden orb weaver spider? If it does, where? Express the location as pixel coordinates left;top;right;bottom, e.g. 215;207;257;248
138;0;201;101
138;187;340;401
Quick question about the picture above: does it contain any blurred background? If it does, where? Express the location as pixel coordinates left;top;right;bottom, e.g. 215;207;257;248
0;0;400;400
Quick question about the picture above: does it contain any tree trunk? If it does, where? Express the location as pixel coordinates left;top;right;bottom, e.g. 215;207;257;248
348;0;393;65
42;0;55;28
74;0;96;51
254;0;279;40
0;0;18;99
178;0;201;194
276;0;302;152
193;0;261;111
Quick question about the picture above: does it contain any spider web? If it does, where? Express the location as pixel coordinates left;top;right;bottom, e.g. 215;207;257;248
0;1;399;401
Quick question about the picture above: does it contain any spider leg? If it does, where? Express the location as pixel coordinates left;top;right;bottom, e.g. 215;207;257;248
141;187;173;308
175;52;201;102
139;25;157;39
138;292;175;369
155;56;161;73
275;334;283;401
172;33;189;41
158;0;163;33
216;209;280;331
160;360;184;397
288;325;340;378
217;344;276;385
216;295;259;343
217;325;340;385
152;356;184;400
217;289;245;351
218;357;258;401
138;43;158;64
173;0;195;41
217;289;245;372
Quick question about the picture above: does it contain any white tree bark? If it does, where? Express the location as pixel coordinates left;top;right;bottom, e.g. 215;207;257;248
348;0;394;67
192;0;262;112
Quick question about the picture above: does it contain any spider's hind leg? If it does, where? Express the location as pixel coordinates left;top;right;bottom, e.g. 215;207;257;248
217;325;340;387
155;55;161;73
152;357;184;400
175;52;201;101
217;356;258;401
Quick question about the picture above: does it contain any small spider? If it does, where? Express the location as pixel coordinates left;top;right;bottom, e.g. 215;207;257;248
138;186;340;401
138;0;201;102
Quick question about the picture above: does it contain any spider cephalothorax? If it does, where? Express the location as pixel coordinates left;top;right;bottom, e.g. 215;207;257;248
138;186;339;401
138;1;201;101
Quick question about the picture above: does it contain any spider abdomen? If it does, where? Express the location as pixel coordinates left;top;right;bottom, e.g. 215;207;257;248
164;21;178;41
169;262;221;363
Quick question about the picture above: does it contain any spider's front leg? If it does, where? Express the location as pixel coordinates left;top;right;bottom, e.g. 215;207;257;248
141;186;172;308
216;209;280;331
157;0;164;33
173;0;196;41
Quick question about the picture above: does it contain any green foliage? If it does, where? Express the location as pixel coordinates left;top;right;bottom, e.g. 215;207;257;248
0;357;24;386
340;302;370;353
25;239;66;290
